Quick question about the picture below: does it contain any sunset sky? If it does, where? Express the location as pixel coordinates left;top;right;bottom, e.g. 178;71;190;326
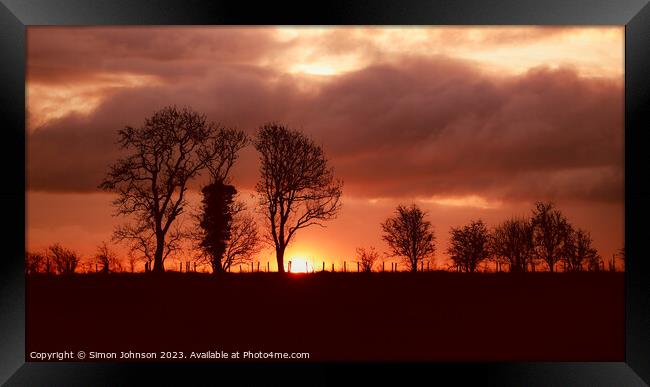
26;26;624;272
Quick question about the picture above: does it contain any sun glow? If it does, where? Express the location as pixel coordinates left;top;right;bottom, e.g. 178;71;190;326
419;195;502;209
288;257;314;273
291;63;340;76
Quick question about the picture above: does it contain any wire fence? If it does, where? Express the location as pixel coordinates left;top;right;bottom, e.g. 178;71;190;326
166;259;436;273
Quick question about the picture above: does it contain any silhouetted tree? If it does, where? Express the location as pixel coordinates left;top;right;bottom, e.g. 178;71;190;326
617;247;625;271
254;123;342;273
223;212;260;272
531;202;571;272
562;228;599;272
48;243;79;275
356;247;379;272
113;220;184;273
447;219;490;273
94;242;123;273
194;182;261;273
197;181;237;274
381;204;435;272
491;217;534;272
80;260;95;274
25;251;46;275
127;253;137;273
587;254;604;272
99;106;247;273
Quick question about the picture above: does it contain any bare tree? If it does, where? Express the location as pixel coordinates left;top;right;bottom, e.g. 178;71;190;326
99;106;247;273
25;251;46;275
80;260;95;274
223;212;261;272
491;217;535;273
381;204;435;272
564;228;599;272
447;219;491;273
254;123;342;273
127;252;138;273
113;221;185;273
615;247;625;271
94;242;123;274
587;253;604;272
47;243;80;275
531;201;572;272
356;247;380;273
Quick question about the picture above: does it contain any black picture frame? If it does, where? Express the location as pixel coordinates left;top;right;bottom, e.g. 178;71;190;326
1;0;649;385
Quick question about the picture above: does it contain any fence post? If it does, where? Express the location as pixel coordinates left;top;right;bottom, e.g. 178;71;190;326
382;262;384;272
193;262;196;272
427;261;430;271
343;261;346;272
257;262;260;272
288;261;292;273
322;262;325;272
357;262;360;272
331;263;334;272
267;261;270;272
239;264;242;273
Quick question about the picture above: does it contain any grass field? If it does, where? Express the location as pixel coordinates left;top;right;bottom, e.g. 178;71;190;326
26;272;624;362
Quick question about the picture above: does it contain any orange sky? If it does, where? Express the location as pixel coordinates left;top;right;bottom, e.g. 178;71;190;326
26;26;624;272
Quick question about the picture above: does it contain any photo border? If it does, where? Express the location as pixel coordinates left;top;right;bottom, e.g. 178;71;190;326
1;0;649;385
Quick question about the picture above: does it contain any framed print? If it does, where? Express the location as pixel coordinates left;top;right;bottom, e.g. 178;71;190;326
1;0;650;385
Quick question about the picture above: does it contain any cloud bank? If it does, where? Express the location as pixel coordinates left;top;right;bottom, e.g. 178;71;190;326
27;27;623;206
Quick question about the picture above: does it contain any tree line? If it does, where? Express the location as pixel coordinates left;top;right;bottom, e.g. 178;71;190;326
354;201;623;273
26;105;623;275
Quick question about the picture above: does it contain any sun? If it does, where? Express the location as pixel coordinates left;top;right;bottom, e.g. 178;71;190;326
289;257;313;273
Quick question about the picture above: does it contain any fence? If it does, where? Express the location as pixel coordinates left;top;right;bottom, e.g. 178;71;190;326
164;256;619;274
168;259;435;273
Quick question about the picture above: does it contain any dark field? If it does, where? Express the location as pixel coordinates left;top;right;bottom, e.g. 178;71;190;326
26;272;624;362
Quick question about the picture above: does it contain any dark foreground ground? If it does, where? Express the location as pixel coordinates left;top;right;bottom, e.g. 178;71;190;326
26;272;624;362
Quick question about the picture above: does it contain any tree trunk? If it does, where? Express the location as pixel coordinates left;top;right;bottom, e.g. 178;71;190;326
548;259;555;273
153;235;165;273
276;246;285;273
212;261;224;275
510;259;520;273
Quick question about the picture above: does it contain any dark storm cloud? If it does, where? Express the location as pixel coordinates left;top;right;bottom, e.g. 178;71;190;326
27;29;623;204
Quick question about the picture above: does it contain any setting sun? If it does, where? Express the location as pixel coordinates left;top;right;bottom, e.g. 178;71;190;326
288;257;313;273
